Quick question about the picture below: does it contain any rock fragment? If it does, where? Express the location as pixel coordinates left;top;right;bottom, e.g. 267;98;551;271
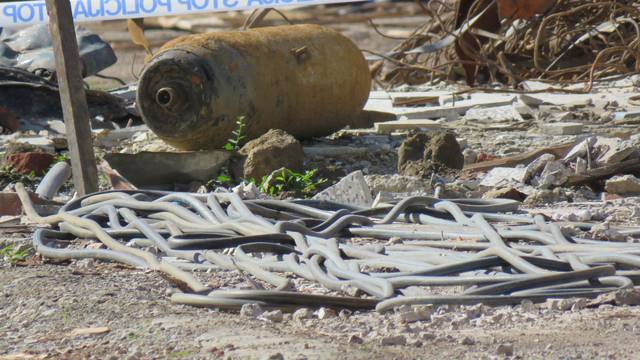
239;129;304;180
605;175;640;195
313;170;372;207
380;335;407;346
240;303;264;318
496;343;514;356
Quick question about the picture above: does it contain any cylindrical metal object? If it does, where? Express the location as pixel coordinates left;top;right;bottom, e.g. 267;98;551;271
137;24;371;150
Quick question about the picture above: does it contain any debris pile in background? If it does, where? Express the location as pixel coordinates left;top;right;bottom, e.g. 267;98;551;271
372;0;640;87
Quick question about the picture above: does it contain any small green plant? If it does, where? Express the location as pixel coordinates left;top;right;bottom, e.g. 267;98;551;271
254;168;326;197
54;152;70;163
0;244;29;264
223;116;247;151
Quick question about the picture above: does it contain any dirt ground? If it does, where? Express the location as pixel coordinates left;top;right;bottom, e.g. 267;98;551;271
3;11;640;360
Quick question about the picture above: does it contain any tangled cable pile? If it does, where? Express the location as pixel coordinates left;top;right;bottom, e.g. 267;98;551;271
15;180;640;313
372;0;640;88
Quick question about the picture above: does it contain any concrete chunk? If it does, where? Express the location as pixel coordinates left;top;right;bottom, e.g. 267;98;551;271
374;119;442;134
313;170;373;207
605;175;640;195
541;122;584;135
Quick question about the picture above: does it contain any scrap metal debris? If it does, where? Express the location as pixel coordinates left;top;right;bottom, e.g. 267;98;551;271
373;0;640;87
13;166;640;311
0;24;116;78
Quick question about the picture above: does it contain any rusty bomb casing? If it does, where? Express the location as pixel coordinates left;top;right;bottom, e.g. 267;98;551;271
136;24;371;150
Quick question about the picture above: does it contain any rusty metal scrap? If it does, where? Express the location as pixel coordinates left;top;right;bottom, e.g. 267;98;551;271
372;0;640;87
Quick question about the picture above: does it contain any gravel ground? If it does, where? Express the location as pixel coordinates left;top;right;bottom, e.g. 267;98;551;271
2;233;640;360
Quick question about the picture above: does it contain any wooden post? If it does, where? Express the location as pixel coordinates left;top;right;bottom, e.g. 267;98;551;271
45;0;99;195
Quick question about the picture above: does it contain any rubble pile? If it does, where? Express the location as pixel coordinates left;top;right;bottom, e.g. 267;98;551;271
373;0;640;87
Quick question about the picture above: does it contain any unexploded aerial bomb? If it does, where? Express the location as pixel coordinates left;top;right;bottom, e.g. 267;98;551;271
136;24;371;150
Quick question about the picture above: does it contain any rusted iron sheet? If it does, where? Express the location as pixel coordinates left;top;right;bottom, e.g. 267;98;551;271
497;0;556;19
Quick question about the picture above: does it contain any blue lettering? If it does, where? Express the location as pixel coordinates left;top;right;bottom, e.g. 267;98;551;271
87;0;104;18
223;0;237;7
2;4;17;23
140;0;157;13
176;0;192;10
17;4;34;22
246;0;261;6
104;0;122;16
157;0;172;12
191;0;208;10
123;0;140;15
33;3;46;21
73;0;89;19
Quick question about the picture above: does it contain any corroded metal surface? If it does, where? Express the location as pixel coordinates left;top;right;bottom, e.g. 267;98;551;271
137;24;371;150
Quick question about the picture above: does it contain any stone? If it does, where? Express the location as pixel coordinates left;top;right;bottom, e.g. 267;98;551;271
460;336;475;345
483;187;527;202
519;299;537;313
374;118;442;134
292;308;312;322
232;182;262;200
536;161;570;188
69;327;110;337
0;107;20;132
348;335;364;344
480;167;527;187
240;303;264;318
496;343;514;356
338;309;352;318
605;175;640;195
259;309;283;323
398;132;464;176
313;171;373;207
591;222;627;242
14;136;55;152
380;335;407;346
463;148;477;165
426;132;464;170
239;129;304;180
541;122;584;135
575;157;587;174
524;153;556;182
614;288;640;306
397;132;429;176
3;152;55;175
316;307;337;320
261;353;284;360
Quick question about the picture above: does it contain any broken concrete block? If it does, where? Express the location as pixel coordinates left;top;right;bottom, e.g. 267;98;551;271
541;122;584;135
518;94;544;107
239;129;303;180
605;175;640;195
537;161;571;188
313;170;372;207
13;136;55;153
524;153;556;182
374;118;442;134
480;167;527;187
593;137;636;165
3;152;54;175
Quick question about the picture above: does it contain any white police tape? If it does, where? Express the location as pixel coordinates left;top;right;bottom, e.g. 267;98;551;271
0;0;363;27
